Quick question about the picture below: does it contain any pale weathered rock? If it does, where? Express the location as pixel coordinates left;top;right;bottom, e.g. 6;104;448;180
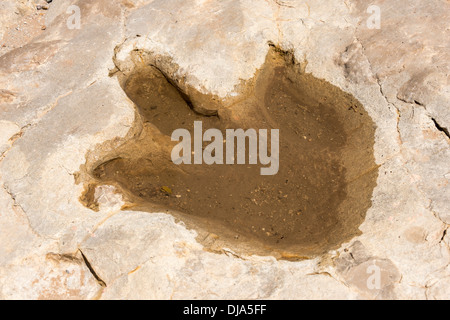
0;1;36;41
0;0;448;299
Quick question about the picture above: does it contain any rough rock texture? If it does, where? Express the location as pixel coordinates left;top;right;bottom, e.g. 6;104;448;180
0;0;448;299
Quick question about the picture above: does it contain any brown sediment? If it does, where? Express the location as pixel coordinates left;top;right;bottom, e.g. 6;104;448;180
77;46;378;259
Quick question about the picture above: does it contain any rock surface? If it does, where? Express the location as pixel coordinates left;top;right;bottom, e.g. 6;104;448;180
0;0;448;299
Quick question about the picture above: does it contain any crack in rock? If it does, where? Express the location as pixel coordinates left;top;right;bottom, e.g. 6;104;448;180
79;249;107;288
